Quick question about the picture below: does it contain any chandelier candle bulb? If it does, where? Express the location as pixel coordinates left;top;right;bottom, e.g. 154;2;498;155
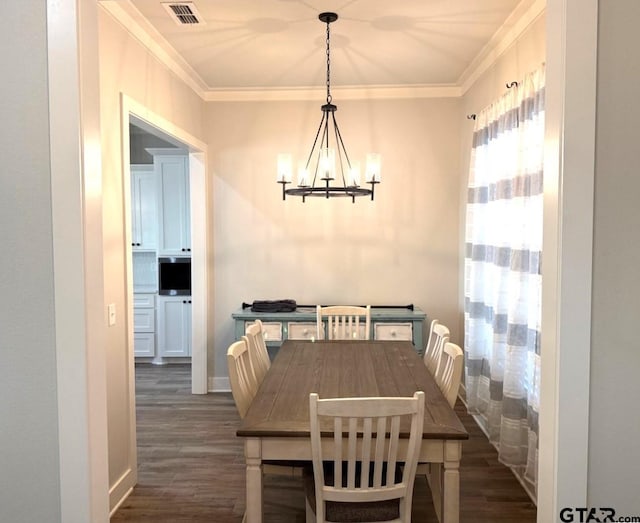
365;153;382;183
277;153;292;183
298;163;310;187
320;147;336;180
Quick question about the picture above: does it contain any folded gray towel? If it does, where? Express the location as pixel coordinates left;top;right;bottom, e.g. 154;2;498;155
250;299;297;313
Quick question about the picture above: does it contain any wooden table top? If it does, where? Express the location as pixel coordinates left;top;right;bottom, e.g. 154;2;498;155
237;340;468;440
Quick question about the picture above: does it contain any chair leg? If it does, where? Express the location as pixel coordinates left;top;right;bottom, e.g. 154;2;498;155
305;497;315;523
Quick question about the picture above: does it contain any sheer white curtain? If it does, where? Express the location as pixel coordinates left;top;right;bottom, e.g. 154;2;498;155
464;66;545;497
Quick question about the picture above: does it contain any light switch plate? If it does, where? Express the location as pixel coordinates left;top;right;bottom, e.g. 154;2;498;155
108;303;116;326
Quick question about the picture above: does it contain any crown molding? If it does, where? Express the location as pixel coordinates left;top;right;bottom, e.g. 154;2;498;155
202;84;461;102
100;0;543;103
99;0;208;98
458;0;546;94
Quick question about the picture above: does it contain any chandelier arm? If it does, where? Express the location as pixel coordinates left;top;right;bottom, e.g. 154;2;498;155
332;117;352;169
305;111;328;171
331;113;348;188
331;112;354;186
311;121;329;187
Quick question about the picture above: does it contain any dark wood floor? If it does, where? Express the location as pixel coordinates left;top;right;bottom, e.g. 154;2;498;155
110;364;536;523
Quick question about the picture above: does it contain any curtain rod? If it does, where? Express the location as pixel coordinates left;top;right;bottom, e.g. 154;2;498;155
241;302;414;311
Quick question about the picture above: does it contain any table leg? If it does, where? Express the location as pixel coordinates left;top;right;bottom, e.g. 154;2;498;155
428;463;443;522
245;438;263;523
442;442;461;523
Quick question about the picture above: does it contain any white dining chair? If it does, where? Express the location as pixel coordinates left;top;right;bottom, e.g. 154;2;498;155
227;338;302;479
244;319;271;386
226;338;258;419
422;320;450;376
316;305;371;340
305;391;425;523
434;341;464;409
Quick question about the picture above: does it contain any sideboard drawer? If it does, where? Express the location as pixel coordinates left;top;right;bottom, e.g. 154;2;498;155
374;322;413;341
288;322;321;340
245;320;282;342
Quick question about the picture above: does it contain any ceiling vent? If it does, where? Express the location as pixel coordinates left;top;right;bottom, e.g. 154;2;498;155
162;2;204;26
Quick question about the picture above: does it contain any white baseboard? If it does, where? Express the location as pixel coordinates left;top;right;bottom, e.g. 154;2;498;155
109;467;135;516
209;376;230;392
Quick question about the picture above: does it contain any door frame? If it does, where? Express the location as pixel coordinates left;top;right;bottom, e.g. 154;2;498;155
121;93;209;396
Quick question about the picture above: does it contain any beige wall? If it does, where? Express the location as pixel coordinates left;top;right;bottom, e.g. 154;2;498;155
97;7;205;505
206;97;462;377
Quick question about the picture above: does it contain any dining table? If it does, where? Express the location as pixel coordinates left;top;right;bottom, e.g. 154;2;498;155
236;339;469;523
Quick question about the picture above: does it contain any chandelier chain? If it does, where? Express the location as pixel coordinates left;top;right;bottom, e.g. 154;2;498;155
326;19;332;104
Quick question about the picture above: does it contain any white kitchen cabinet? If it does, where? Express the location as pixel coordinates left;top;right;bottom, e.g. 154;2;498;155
133;293;156;357
155;154;190;256
134;333;155;357
157;296;191;357
130;165;157;251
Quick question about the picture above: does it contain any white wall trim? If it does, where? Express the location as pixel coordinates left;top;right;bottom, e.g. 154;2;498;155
538;0;598;521
202;84;462;102
119;107;139;506
109;487;133;519
458;0;546;95
210;377;231;393
99;0;208;98
108;468;135;515
121;93;209;395
123;95;208;151
189;151;209;394
49;0;110;521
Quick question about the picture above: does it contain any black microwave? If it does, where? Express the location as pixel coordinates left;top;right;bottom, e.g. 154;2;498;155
158;257;191;296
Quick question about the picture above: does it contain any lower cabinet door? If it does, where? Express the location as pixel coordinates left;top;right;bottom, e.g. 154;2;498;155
134;332;155;357
157;296;191;357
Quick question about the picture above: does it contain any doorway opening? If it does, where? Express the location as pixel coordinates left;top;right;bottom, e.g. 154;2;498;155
121;95;208;400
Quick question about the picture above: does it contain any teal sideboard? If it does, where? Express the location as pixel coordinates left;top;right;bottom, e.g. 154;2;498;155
232;305;427;359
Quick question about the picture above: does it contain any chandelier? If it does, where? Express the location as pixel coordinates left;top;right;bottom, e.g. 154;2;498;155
277;12;381;202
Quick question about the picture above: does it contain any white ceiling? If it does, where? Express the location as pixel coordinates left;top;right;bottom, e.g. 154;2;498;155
107;0;537;94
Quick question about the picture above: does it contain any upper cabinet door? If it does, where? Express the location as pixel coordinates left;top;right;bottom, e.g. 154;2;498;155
130;165;157;251
156;155;190;255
